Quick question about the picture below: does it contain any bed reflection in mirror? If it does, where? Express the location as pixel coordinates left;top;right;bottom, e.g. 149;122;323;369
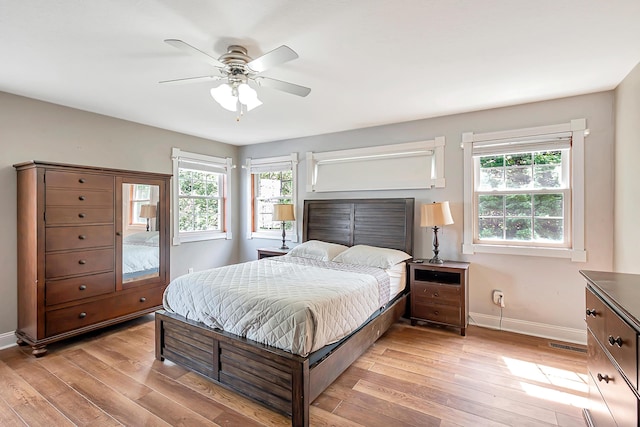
122;183;160;283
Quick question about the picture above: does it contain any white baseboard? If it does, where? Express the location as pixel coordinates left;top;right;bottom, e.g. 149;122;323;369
0;330;17;350
469;312;587;345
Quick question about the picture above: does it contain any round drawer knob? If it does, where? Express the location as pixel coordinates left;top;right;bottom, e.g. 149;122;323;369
79;195;86;201
434;310;439;315
78;213;86;218
78;259;86;265
140;297;147;302
608;335;623;347
586;308;596;317
79;312;87;319
79;178;86;183
78;235;86;240
597;373;611;383
79;285;87;291
433;292;439;297
116;231;122;236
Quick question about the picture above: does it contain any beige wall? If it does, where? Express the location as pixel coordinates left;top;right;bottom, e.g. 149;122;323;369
0;92;240;339
614;61;640;273
239;92;616;343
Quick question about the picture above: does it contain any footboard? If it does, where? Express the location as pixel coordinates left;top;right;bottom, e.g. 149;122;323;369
155;293;407;427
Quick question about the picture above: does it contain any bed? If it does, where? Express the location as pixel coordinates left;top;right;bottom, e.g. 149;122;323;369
155;198;414;426
122;231;159;281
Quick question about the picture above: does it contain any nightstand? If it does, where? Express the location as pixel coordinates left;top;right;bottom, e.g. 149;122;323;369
257;247;290;259
409;261;470;336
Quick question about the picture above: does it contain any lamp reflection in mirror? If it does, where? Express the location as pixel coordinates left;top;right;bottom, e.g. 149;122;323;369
420;201;454;264
139;204;157;232
210;82;262;117
272;204;295;250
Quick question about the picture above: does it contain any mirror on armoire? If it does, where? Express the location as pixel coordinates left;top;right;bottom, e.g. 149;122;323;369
121;183;160;283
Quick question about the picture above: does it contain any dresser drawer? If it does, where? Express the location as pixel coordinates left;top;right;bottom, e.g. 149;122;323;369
46;206;114;225
603;305;638;390
412;282;460;306
411;302;461;325
46;188;113;207
46;225;114;252
45;248;114;279
46;170;113;190
46;285;165;336
588;331;639;427
45;272;115;306
586;288;607;345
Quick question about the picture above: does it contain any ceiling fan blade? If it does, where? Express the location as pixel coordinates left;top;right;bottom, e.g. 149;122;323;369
247;45;298;73
159;75;222;85
164;39;225;68
256;77;311;97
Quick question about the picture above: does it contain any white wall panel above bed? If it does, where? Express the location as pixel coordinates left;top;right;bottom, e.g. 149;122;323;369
306;138;445;192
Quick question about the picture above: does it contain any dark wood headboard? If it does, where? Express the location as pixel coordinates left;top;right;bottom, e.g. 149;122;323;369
302;198;414;255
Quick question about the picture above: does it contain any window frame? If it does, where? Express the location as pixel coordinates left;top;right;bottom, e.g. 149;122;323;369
245;153;298;241
171;148;233;245
462;119;587;261
129;184;151;227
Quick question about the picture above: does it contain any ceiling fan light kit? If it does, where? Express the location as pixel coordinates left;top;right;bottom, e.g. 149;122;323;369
162;40;310;120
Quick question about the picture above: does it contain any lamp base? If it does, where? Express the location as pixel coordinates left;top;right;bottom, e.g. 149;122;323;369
428;257;445;264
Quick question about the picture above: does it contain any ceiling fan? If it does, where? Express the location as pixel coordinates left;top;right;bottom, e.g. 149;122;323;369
160;39;311;118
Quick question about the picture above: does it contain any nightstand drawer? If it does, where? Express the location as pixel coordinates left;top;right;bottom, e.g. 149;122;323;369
411;282;460;306
412;302;460;325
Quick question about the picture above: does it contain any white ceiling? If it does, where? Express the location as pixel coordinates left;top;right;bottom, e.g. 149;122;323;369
1;1;639;146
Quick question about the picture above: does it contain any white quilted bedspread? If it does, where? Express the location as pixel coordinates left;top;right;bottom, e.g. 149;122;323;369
162;257;389;356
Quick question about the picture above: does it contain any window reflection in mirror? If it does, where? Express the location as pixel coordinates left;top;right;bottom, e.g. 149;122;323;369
122;183;160;283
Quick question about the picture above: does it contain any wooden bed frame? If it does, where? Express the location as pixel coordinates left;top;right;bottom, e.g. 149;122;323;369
155;198;414;426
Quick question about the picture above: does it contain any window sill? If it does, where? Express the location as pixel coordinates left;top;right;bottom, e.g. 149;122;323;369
250;231;298;242
173;231;230;245
462;243;586;262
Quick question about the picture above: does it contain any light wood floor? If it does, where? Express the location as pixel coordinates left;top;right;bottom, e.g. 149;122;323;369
0;316;588;426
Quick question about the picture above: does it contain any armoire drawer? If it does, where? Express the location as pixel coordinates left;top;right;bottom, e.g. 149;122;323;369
46;170;114;190
46;188;113;207
46;285;165;336
45;272;115;306
46;225;114;252
45;248;114;279
46;206;114;225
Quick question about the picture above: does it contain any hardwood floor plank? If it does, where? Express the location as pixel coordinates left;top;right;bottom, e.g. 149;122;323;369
0;317;589;427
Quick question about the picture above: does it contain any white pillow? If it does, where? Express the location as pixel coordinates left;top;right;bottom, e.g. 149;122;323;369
332;245;411;269
287;240;349;261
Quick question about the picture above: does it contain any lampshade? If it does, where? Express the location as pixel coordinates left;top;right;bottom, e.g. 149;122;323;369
210;82;262;113
272;204;295;221
420;202;454;227
139;204;157;219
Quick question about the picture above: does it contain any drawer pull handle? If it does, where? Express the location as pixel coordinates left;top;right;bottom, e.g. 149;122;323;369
140;297;146;302
79;196;86;201
607;335;623;347
116;231;121;236
78;259;86;265
434;310;439;315
79;312;87;319
78;235;86;240
585;308;596;317
597;373;611;383
79;285;87;291
79;178;85;183
78;213;86;218
433;292;439;297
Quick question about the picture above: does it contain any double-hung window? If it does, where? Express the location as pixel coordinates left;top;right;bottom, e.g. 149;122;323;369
172;148;233;244
245;153;297;240
462;119;587;261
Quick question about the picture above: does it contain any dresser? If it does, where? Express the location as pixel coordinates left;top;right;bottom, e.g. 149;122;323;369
580;270;640;427
409;261;469;336
14;161;171;356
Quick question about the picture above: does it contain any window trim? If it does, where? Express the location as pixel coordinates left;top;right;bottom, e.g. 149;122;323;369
462;119;587;261
244;153;298;241
171;147;233;245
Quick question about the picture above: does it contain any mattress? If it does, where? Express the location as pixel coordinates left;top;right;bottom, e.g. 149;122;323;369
162;256;400;356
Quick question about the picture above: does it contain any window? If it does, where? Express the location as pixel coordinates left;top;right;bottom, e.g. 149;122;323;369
129;184;151;226
245;154;297;240
462;119;587;261
172;148;232;244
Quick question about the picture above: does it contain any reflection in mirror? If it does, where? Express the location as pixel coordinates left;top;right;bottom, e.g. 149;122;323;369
122;183;160;283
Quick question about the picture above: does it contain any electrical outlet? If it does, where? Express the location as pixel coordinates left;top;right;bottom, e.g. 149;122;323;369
492;290;505;307
188;267;194;274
